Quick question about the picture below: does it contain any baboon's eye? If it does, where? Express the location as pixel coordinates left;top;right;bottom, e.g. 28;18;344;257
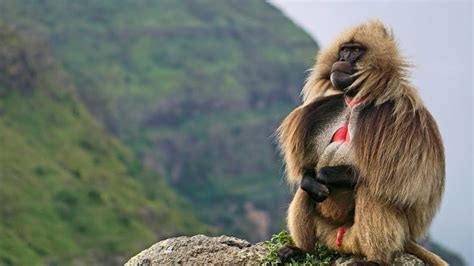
353;47;360;53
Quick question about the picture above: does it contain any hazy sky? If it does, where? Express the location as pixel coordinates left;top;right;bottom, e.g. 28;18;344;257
270;1;473;264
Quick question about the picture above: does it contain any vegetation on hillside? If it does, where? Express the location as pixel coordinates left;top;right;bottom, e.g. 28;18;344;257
0;24;208;265
0;0;318;241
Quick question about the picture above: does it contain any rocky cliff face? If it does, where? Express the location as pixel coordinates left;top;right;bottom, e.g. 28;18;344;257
125;235;424;265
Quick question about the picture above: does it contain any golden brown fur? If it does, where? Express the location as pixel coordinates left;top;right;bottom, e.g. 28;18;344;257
277;19;446;265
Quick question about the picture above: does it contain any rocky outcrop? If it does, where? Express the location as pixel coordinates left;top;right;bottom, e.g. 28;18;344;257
125;235;266;265
125;235;424;265
0;24;36;95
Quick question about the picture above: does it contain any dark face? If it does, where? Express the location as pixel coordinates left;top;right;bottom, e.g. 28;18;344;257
330;42;366;93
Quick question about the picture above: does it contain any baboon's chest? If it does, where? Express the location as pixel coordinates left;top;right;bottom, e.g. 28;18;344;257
315;97;364;169
311;97;365;225
328;97;364;145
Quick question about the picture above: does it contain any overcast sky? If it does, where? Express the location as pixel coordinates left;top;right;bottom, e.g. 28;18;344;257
270;1;473;264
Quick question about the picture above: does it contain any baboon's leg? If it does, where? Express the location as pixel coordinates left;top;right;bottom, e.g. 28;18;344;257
287;188;318;251
278;188;318;263
335;187;408;265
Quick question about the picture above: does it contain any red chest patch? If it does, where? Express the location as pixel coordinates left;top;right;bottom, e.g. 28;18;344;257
331;121;351;143
330;97;365;144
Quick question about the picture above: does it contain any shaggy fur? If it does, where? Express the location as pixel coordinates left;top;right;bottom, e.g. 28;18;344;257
277;19;446;265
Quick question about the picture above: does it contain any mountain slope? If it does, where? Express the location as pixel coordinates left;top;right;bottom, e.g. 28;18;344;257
0;24;207;265
0;0;319;241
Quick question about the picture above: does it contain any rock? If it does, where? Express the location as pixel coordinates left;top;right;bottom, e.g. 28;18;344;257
335;253;423;266
0;24;36;95
125;235;425;265
125;235;267;265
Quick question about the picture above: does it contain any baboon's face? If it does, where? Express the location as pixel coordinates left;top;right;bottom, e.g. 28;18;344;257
330;42;365;94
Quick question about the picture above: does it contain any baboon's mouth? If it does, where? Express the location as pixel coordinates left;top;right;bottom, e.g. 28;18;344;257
331;69;352;75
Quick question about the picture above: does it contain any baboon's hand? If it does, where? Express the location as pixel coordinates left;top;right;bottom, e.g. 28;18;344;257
300;172;329;202
277;244;307;264
316;165;357;188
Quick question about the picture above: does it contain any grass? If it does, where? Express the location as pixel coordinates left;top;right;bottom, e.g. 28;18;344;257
263;230;342;265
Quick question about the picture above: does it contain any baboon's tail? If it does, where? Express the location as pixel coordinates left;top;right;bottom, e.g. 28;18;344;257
405;240;448;266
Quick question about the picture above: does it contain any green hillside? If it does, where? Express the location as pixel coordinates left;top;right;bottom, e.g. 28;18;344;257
0;25;208;265
0;0;318;241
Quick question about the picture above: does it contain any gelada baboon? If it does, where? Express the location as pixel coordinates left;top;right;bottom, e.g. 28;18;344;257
276;20;446;265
